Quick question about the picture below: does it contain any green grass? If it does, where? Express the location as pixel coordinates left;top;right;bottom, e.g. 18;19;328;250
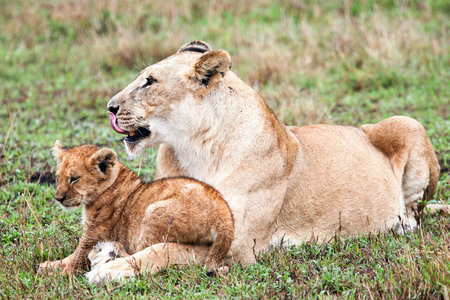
1;0;449;298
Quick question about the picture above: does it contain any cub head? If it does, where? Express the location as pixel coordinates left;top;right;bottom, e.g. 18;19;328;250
53;141;119;210
107;40;231;158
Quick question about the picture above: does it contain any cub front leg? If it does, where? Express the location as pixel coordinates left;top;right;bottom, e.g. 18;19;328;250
38;249;87;276
38;232;98;275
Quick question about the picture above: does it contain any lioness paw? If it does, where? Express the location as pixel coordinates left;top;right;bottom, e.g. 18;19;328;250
88;241;128;268
85;268;102;283
86;260;134;283
394;217;418;235
87;241;133;283
206;265;230;277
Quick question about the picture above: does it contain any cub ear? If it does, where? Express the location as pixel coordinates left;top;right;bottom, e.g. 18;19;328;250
193;50;231;86
53;140;66;162
177;40;211;54
89;148;118;174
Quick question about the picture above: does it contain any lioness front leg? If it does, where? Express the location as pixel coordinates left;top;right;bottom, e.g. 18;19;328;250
222;182;290;264
86;243;210;283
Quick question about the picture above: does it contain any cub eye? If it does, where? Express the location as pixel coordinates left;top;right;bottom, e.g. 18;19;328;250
70;176;80;184
142;76;157;88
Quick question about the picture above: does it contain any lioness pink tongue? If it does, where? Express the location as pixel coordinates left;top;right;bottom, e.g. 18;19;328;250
108;112;129;135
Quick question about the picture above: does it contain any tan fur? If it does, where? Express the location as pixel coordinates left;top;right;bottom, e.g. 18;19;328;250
360;116;440;216
104;41;442;278
38;142;234;276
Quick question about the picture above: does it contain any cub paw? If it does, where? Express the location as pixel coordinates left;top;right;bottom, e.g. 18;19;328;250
37;260;62;274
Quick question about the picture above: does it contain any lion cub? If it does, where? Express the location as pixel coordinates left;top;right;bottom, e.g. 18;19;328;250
38;141;234;275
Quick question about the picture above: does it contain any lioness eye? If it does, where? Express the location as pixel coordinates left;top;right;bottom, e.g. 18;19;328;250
70;176;80;184
142;76;157;88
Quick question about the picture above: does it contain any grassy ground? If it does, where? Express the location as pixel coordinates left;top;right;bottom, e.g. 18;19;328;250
1;0;449;298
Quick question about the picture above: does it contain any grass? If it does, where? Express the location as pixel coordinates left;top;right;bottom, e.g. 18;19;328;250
0;0;449;298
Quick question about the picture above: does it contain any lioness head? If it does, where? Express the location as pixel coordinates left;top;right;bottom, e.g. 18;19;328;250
107;40;231;158
53;141;119;210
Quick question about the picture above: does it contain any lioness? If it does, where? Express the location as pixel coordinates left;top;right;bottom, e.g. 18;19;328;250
102;41;441;279
38;141;234;276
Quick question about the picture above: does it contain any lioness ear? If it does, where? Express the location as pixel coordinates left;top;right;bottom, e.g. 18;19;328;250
89;148;117;174
193;50;231;86
177;40;211;54
53;140;66;162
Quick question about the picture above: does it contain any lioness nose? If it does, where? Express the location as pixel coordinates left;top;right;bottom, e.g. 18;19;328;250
55;195;66;203
108;105;119;115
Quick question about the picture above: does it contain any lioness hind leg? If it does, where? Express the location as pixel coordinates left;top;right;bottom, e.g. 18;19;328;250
361;116;440;227
86;243;210;283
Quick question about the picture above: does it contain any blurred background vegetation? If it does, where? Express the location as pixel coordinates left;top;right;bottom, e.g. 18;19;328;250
0;0;448;298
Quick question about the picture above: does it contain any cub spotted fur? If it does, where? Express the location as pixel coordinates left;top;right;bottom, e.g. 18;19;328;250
38;141;234;276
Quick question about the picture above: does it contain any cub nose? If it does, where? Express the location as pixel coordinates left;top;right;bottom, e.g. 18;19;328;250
55;195;66;203
108;105;119;115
